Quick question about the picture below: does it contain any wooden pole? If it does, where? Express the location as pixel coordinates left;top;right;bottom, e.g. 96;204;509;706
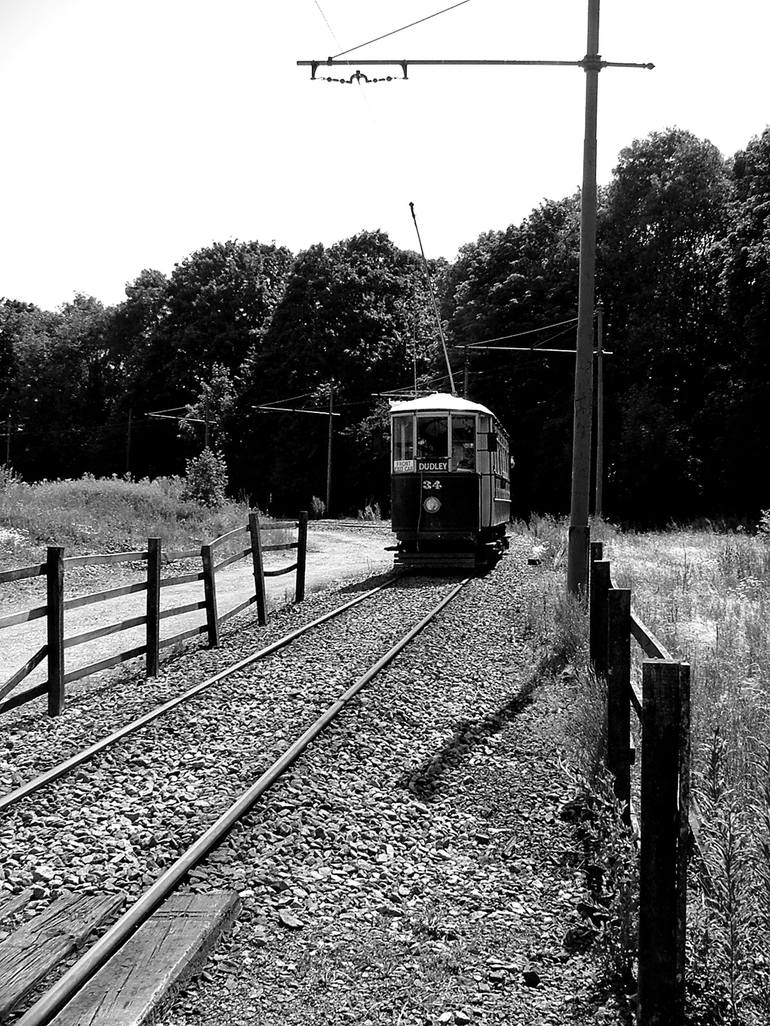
295;512;308;603
125;407;132;476
639;659;684;1026
567;0;601;595
589;556;610;677
201;545;220;648
46;546;65;716
595;301;604;517
588;540;603;663
676;661;691;1017
248;512;268;627
326;389;333;515
146;538;161;677
606;587;631;817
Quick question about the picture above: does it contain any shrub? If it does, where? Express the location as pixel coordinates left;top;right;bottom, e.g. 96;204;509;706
357;502;381;522
180;449;228;508
309;496;326;519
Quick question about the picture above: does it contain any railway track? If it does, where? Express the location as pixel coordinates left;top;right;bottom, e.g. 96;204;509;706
1;574;472;1025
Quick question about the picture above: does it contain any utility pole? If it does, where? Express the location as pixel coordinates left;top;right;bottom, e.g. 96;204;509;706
299;0;651;595
326;387;334;514
566;0;601;596
595;300;605;519
125;407;132;475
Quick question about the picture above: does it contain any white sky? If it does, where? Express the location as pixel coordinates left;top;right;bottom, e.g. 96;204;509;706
1;0;769;311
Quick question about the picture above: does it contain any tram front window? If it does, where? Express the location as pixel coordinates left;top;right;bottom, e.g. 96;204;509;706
416;416;448;460
392;416;414;466
452;415;476;471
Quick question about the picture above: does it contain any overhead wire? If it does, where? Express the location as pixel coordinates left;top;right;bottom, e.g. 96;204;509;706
330;0;473;60
464;316;579;349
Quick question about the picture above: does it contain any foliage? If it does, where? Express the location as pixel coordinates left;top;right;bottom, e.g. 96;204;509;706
356;502;381;522
603;526;770;1023
0;472;248;563
1;125;769;521
309;495;326;519
180;448;229;508
179;362;237;448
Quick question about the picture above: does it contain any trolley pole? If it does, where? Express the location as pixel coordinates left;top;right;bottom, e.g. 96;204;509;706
566;0;601;596
595;300;604;519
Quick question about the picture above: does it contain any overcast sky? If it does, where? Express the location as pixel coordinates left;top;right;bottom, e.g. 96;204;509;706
2;0;769;311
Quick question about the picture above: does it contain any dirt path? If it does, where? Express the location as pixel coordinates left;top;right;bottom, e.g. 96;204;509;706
0;523;393;697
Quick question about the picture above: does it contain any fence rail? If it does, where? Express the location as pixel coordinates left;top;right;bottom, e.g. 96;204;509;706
589;542;690;1026
0;512;308;717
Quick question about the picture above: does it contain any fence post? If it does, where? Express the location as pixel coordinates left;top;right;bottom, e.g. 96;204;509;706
248;512;267;627
676;662;691;1016
146;538;161;677
295;511;308;604
590;559;611;677
589;543;603;665
46;546;65;717
639;659;684;1026
201;544;220;648
606;587;631;818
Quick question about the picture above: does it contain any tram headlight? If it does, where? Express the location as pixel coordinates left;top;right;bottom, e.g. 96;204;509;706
423;496;442;514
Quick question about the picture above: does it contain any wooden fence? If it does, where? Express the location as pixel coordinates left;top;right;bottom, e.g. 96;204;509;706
0;511;308;719
589;542;691;1026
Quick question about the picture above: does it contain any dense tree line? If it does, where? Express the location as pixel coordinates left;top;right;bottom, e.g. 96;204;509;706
1;126;769;523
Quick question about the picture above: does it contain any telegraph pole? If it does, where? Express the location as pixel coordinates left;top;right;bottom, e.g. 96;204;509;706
326;387;334;514
566;0;601;595
595;300;605;519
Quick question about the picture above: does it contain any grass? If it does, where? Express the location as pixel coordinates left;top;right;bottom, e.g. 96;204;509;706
0;468;253;567
600;524;770;1026
514;515;770;1025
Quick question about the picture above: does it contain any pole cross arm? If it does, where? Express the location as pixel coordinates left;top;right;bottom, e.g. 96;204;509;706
297;57;654;77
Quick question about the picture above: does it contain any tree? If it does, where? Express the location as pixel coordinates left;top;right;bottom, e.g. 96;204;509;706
0;295;117;478
715;128;770;514
443;196;582;514
230;231;443;512
599;128;732;519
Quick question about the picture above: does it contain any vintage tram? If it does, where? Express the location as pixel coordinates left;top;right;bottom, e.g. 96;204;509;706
390;392;512;569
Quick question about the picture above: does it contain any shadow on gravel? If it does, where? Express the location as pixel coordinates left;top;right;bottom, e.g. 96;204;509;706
398;653;563;801
337;571;400;594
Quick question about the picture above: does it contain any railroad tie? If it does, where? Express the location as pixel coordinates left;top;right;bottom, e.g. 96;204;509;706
48;891;240;1026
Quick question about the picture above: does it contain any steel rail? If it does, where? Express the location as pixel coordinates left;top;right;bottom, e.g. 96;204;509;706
0;578;398;814
15;577;470;1026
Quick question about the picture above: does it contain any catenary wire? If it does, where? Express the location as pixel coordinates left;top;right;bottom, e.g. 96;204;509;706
330;0;473;60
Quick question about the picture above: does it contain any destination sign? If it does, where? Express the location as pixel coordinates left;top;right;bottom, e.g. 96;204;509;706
416;458;449;473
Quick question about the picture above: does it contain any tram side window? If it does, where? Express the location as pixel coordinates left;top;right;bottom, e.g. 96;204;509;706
416;416;448;459
451;415;476;471
392;416;414;466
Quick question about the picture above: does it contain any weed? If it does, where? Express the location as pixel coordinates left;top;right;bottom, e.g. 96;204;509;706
0;471;251;565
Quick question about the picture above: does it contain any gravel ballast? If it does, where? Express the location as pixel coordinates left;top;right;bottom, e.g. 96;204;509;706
2;538;622;1024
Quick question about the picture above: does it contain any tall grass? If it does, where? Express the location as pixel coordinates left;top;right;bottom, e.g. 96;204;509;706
0;468;250;565
597;523;770;1025
514;516;770;1023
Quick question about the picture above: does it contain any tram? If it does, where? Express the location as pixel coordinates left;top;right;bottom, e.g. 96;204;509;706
389;392;512;569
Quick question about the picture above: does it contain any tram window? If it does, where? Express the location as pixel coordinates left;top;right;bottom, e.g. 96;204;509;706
416;416;448;459
392;416;414;464
451;415;476;471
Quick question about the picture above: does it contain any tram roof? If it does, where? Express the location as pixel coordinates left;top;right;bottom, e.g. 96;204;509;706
389;392;495;417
